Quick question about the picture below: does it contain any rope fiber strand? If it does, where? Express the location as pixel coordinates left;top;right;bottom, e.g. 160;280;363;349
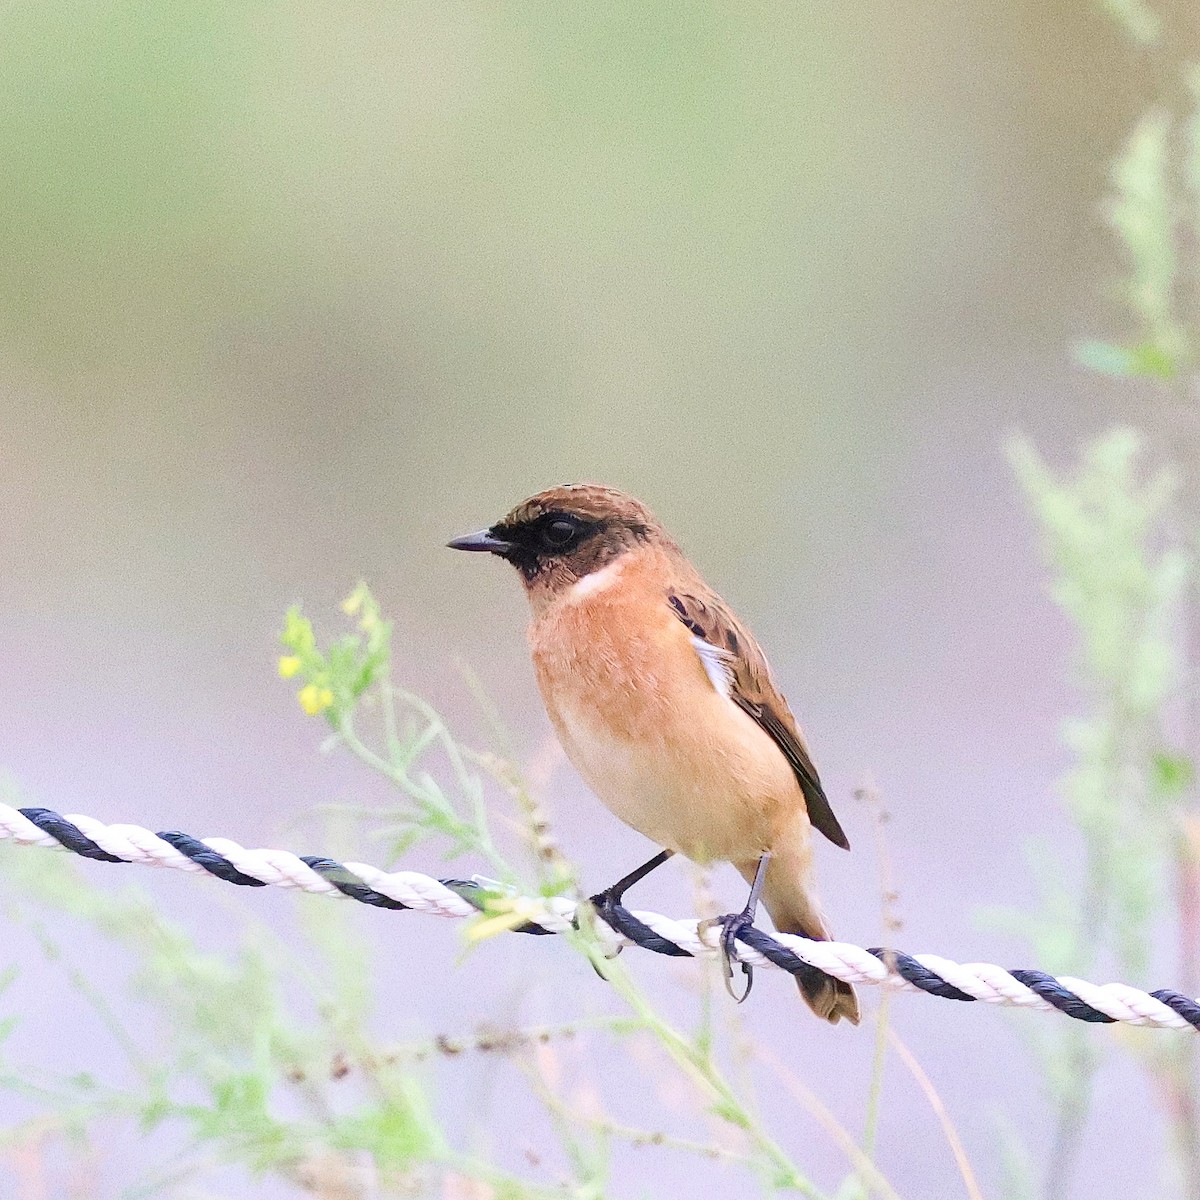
2;803;1198;1032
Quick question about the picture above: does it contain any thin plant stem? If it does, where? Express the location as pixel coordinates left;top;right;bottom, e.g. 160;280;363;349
857;779;901;1167
887;1029;986;1200
576;927;826;1197
755;1045;904;1200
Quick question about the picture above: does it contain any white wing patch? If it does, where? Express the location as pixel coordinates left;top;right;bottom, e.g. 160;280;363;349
691;635;735;698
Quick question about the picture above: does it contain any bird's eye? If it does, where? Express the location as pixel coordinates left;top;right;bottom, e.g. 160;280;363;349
541;518;579;550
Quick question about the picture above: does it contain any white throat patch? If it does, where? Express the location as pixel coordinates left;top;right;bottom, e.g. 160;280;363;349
567;559;625;601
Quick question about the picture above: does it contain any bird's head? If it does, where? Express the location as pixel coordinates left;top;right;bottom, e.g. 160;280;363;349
448;484;670;599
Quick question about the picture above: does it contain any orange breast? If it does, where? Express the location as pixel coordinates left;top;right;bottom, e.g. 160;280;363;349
528;554;805;863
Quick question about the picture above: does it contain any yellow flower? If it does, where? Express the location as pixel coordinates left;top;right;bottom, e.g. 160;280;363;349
298;684;334;716
341;589;364;617
278;655;302;679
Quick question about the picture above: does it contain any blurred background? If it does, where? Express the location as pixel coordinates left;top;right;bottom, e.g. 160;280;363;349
1;1;1195;1197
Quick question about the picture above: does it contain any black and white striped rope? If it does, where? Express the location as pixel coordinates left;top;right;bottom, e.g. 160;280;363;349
2;802;1198;1032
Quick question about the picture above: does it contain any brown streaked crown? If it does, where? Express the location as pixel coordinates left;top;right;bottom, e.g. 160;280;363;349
452;484;673;589
499;484;660;534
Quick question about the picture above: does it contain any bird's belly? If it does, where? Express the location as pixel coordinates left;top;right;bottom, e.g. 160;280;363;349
545;671;799;864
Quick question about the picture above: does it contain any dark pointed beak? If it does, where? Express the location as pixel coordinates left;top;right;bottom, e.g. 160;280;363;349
446;528;513;555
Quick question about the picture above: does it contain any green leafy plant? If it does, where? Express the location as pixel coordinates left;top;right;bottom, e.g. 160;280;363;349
990;5;1200;1198
996;430;1194;1199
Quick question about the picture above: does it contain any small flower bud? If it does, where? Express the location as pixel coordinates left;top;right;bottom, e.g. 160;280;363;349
298;683;333;716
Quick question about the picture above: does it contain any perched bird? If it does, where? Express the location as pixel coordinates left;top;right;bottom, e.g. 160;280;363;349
449;484;859;1024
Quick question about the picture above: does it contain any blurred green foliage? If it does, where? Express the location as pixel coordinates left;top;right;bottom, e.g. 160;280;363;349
1005;429;1185;976
996;430;1200;1200
1077;110;1188;379
1000;432;1194;1200
1101;0;1163;44
0;828;452;1194
996;4;1200;1195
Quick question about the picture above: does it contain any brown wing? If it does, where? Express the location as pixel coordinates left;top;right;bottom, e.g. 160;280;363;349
667;589;850;851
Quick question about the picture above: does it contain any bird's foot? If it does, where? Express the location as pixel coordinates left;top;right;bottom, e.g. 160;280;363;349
705;909;757;1003
588;885;620;915
585;887;626;977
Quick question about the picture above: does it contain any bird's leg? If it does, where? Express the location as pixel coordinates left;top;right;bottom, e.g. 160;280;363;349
586;849;675;979
590;849;674;916
713;852;771;1003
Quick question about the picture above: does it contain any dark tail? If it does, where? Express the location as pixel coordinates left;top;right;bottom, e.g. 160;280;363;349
738;853;860;1026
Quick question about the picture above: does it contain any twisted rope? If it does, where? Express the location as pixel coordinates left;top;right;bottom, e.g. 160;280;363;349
2;803;1198;1032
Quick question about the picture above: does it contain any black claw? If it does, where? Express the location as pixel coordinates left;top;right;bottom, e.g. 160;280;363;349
715;910;756;1002
589;956;614;980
